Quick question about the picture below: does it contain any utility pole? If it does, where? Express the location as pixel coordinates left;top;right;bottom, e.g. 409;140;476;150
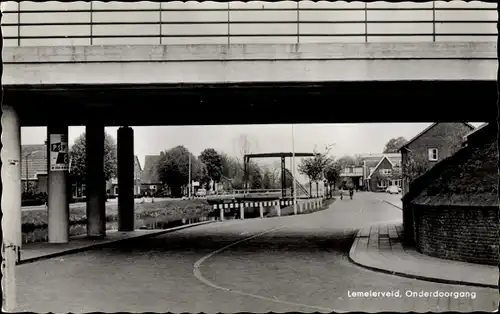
188;153;192;198
292;124;298;215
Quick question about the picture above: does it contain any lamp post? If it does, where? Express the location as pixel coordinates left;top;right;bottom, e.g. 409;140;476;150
188;153;192;198
23;150;39;194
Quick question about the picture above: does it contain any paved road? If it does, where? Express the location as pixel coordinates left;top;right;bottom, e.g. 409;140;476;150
16;192;498;313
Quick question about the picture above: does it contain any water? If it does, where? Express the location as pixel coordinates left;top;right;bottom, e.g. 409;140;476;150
22;216;214;244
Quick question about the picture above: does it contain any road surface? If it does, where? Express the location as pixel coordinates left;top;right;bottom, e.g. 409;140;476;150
16;192;497;313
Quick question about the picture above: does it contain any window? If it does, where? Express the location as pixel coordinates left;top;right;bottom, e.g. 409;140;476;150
114;186;119;195
428;148;438;161
380;169;392;175
348;167;353;173
377;180;388;188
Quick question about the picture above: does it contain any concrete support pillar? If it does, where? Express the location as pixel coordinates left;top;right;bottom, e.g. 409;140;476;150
259;202;264;218
1;104;21;311
47;125;70;243
240;203;245;220
86;124;106;238
275;202;281;217
117;126;135;232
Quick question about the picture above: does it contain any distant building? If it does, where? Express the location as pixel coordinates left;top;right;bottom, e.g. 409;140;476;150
20;144;48;194
399;122;475;195
107;156;143;197
365;155;402;192
401;122;498;265
140;154;163;195
339;153;401;191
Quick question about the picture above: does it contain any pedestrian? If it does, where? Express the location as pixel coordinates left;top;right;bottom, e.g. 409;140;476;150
349;186;354;200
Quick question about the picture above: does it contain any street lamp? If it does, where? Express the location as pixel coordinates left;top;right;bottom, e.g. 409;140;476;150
23;150;39;193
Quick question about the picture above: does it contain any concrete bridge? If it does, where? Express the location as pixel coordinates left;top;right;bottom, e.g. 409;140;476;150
1;0;497;238
0;1;498;300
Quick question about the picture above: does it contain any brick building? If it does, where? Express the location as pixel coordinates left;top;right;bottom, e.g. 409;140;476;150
20;144;48;194
140;154;164;195
399;122;475;195
106;156;143;197
365;155;402;192
401;122;498;265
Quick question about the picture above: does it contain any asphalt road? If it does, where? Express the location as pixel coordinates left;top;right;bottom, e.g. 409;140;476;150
16;192;498;313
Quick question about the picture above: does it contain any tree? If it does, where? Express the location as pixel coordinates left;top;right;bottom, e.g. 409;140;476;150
402;155;428;184
336;155;356;169
157;145;206;197
383;137;407;153
69;131;117;183
298;151;330;197
199;148;223;187
324;160;342;197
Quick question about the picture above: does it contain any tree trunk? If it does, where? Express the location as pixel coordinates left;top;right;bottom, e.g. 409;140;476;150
316;181;319;198
309;182;312;198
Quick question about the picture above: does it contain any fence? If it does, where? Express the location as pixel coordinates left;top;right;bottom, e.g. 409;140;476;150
1;1;497;47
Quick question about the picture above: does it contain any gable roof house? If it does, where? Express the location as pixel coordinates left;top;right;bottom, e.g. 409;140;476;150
365;155;402;192
401;122;498;265
21;144;48;194
107;156;143;196
399;122;475;195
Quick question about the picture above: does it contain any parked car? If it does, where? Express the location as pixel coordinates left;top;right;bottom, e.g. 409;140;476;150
386;185;400;194
196;188;207;197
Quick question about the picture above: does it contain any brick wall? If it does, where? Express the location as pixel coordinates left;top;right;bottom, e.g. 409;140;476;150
413;204;499;265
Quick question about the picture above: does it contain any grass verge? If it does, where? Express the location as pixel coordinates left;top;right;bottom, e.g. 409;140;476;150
22;199;214;232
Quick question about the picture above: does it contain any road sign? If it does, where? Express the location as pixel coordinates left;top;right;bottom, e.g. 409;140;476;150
49;134;69;171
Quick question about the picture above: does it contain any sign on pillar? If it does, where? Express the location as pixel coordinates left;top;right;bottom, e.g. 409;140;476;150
48;131;70;244
275;202;281;217
259;203;264;218
49;134;69;171
240;204;245;220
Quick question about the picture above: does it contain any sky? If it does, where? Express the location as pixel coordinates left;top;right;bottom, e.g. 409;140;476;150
21;123;483;183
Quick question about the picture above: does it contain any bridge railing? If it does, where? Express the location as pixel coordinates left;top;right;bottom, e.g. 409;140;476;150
1;1;497;47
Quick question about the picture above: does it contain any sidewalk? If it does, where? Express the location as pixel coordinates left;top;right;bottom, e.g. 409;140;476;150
349;222;498;288
19;221;214;265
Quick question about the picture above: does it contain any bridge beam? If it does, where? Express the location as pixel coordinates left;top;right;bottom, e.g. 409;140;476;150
117;126;135;232
86;123;106;238
47;124;69;243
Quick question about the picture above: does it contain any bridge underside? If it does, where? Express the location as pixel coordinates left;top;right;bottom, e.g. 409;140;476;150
5;80;496;126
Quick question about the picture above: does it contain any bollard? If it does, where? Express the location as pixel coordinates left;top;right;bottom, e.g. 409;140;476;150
259;202;264;218
220;206;224;222
275;202;281;217
240;203;245;220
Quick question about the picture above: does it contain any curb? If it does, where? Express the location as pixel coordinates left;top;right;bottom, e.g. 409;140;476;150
348;228;498;289
382;200;402;210
17;220;214;265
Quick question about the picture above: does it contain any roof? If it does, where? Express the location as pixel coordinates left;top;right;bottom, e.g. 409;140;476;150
21;144;47;180
367;156;394;179
362;153;401;169
110;155;142;183
463;122;489;142
403;123;498;207
399;122;475;151
141;155;162;184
